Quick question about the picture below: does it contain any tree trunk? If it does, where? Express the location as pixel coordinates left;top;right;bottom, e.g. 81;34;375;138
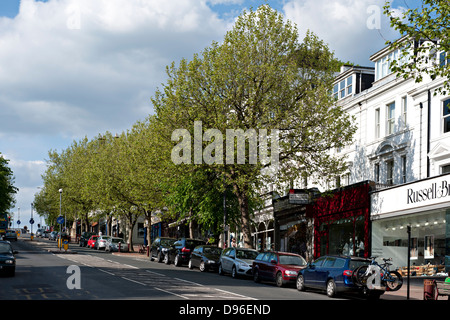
233;183;253;249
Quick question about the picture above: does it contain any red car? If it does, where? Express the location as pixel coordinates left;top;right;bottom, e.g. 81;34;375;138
252;251;307;287
87;235;99;248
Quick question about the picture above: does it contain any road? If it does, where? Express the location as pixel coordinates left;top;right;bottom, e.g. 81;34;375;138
1;234;423;319
2;235;336;302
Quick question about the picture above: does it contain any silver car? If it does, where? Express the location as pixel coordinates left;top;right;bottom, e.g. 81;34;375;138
218;247;258;278
94;235;111;250
105;237;128;252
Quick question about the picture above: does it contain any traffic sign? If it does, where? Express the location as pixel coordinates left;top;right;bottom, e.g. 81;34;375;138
17;220;21;225
57;216;64;224
29;218;34;224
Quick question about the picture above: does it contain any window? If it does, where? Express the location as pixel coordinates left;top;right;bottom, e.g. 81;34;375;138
401;96;407;127
439;52;450;67
375;48;409;81
386;159;394;185
333;76;353;100
375;108;380;138
443;99;450;133
442;164;450;174
386;102;395;135
401;155;407;183
374;163;380;183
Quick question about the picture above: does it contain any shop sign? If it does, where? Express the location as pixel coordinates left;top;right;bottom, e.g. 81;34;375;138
406;180;450;204
288;189;310;205
372;174;450;217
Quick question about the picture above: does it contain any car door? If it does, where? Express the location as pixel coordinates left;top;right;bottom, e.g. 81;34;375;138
191;246;202;268
303;256;326;288
266;252;278;281
318;257;336;288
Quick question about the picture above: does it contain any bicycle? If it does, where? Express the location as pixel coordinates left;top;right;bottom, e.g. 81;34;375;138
352;257;403;292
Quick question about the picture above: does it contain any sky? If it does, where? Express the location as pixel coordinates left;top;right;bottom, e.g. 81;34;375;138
0;0;422;230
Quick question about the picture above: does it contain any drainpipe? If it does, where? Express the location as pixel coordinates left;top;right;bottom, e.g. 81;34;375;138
419;102;423;179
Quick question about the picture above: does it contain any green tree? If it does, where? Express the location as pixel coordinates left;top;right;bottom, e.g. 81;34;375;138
153;5;355;248
0;154;18;214
384;0;450;94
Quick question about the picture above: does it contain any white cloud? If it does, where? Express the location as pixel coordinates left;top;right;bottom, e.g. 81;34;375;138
283;0;401;65
0;0;230;140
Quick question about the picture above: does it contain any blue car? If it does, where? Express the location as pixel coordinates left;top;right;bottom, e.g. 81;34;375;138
296;255;384;299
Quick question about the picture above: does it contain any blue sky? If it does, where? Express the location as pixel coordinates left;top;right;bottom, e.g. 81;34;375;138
0;0;422;229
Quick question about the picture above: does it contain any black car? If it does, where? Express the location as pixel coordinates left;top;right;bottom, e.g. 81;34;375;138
149;237;177;262
188;245;222;272
0;240;18;277
166;238;206;266
79;232;96;247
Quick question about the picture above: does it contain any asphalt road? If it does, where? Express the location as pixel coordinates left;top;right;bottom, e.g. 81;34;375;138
2;235;336;301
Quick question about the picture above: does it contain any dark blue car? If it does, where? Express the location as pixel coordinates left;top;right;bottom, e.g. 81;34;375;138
296;255;384;299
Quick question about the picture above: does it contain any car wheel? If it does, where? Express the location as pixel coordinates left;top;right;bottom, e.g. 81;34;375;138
276;272;284;287
156;252;162;263
188;259;193;269
296;275;305;291
253;269;260;283
199;261;206;272
174;254;180;266
326;279;337;298
231;265;238;279
218;264;224;275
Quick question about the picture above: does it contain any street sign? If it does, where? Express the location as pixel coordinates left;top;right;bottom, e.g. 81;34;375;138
57;216;64;224
17;220;21;225
29;218;34;224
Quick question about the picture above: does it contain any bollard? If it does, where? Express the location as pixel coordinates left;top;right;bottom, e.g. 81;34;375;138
424;279;437;300
118;242;121;252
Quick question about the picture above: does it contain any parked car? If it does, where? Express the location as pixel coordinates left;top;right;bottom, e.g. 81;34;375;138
149;237;176;262
105;237;128;252
253;251;307;287
3;229;17;241
43;230;50;238
94;235;111;250
35;228;44;237
87;235;99;248
166;238;206;266
79;232;96;247
188;245;222;272
219;247;259;278
49;231;58;241
296;255;383;298
0;240;18;276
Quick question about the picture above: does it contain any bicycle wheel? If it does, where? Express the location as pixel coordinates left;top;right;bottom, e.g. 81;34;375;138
384;271;403;292
352;265;369;287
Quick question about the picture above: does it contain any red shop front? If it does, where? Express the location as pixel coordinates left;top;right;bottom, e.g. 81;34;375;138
308;181;375;259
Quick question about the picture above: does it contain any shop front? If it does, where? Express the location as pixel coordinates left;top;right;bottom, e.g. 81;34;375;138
273;192;311;260
309;181;374;259
371;173;450;276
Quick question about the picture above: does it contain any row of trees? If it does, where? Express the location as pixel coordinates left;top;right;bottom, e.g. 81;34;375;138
33;5;357;249
0;154;18;215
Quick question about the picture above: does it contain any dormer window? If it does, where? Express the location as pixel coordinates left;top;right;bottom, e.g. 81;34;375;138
333;75;353;100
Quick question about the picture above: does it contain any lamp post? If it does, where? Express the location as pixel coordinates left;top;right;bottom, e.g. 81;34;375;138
59;188;63;231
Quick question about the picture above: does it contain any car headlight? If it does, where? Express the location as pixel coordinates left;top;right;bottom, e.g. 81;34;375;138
5;260;14;264
284;270;298;276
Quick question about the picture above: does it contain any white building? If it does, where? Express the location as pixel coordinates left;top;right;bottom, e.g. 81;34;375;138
329;39;450;274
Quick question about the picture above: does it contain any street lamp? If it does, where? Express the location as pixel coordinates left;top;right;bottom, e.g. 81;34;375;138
59;189;64;231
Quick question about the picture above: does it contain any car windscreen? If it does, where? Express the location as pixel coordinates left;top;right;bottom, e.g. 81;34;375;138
279;255;307;266
236;250;258;260
0;243;12;254
203;247;221;255
111;238;124;243
161;239;176;246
